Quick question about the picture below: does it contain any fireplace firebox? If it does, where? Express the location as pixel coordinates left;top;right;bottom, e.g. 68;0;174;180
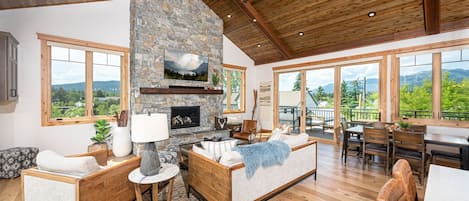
170;106;200;129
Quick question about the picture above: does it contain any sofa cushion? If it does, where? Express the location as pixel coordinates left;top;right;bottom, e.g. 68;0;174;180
219;150;243;167
192;145;216;161
201;139;237;160
36;150;100;177
268;128;282;141
281;133;309;148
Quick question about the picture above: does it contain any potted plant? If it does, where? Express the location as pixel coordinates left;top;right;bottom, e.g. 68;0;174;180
212;73;220;89
398;120;411;130
88;119;111;165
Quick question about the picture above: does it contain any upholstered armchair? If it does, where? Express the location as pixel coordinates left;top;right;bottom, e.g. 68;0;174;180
232;120;257;141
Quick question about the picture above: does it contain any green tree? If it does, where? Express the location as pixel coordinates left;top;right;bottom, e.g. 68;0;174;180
292;73;301;91
314;86;327;101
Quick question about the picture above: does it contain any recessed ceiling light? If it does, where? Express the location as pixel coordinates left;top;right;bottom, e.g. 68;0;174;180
257;44;261;47
252;18;257;23
368;11;376;17
298;32;304;36
227;14;232;18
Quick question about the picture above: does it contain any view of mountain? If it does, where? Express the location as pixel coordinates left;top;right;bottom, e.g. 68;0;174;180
52;81;120;91
309;69;469;94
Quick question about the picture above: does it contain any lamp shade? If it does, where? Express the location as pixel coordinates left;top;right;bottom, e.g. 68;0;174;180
131;113;169;143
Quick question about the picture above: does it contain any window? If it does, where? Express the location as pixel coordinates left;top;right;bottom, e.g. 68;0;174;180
39;33;129;126
223;64;246;113
393;45;469;125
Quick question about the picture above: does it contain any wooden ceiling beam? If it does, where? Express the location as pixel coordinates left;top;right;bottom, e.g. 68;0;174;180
233;0;293;59
423;0;440;35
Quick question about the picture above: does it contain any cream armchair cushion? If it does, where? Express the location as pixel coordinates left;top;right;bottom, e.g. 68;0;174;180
36;150;100;177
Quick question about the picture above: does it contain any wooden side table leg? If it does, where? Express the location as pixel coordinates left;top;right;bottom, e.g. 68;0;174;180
134;184;143;201
152;183;159;201
167;177;175;201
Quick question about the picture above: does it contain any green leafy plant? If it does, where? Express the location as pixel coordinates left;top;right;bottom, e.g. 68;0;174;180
212;73;220;86
91;119;111;143
398;120;411;129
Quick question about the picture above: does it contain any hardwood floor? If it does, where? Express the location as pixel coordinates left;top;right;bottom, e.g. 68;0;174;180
0;143;424;201
0;176;21;201
270;142;425;201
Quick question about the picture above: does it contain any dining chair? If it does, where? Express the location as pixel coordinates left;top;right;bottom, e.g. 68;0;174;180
376;178;407;201
341;120;362;163
392;159;417;201
392;129;429;183
232;120;257;141
362;127;390;175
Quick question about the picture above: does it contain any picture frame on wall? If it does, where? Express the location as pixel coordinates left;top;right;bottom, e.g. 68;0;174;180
164;48;209;82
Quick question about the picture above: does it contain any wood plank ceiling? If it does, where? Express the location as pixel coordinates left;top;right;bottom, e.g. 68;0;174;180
203;0;469;65
0;0;106;10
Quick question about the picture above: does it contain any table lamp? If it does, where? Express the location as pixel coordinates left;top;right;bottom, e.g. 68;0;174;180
131;113;169;176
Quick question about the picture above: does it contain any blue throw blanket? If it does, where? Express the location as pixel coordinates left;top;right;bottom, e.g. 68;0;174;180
232;141;291;178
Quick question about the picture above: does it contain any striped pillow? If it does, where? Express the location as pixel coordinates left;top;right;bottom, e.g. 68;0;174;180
201;139;237;161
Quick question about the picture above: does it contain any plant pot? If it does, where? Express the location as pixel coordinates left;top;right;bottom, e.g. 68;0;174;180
87;143;108;166
112;126;132;157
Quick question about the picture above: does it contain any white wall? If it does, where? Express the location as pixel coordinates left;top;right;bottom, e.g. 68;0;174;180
256;28;469;135
0;0;129;154
222;37;257;123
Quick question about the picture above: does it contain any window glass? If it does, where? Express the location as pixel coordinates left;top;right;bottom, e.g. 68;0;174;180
341;63;380;122
441;49;469;120
50;47;86;118
399;53;433;119
223;68;245;113
278;72;301;133
69;49;85;63
306;68;335;137
51;46;69;61
229;70;242;110
93;52;121;116
222;70;228;111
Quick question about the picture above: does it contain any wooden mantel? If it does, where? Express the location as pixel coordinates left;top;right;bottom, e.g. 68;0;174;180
139;87;223;95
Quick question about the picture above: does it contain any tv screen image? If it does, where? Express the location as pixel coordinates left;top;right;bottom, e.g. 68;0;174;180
164;49;208;81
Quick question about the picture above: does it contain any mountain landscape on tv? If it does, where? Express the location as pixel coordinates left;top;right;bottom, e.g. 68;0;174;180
164;49;208;81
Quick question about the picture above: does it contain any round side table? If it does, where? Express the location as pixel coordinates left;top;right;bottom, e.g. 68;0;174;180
128;163;180;201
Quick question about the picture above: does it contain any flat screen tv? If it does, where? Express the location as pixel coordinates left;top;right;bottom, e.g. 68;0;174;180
164;49;208;82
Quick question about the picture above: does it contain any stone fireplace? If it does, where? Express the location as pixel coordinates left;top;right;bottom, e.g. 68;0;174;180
130;0;228;152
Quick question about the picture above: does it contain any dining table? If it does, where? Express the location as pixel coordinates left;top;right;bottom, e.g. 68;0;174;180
343;126;469;170
424;164;469;201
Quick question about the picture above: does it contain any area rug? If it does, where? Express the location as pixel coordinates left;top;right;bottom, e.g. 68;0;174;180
142;174;199;201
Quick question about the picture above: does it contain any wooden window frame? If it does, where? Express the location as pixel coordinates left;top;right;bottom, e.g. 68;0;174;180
38;33;129;126
391;42;469;128
223;64;246;114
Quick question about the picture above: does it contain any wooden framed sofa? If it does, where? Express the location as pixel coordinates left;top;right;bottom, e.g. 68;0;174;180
21;152;142;201
188;138;317;201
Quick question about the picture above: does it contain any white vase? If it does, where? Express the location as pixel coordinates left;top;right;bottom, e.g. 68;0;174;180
112;126;132;157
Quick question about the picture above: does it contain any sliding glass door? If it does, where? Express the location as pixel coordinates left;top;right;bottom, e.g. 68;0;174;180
277;71;302;133
340;63;381;124
305;68;335;139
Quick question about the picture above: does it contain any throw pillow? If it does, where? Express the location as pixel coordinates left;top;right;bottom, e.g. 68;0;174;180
280;124;291;134
192;145;215;161
215;116;228;130
219;150;243;167
268;128;283;141
201;139;237;161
